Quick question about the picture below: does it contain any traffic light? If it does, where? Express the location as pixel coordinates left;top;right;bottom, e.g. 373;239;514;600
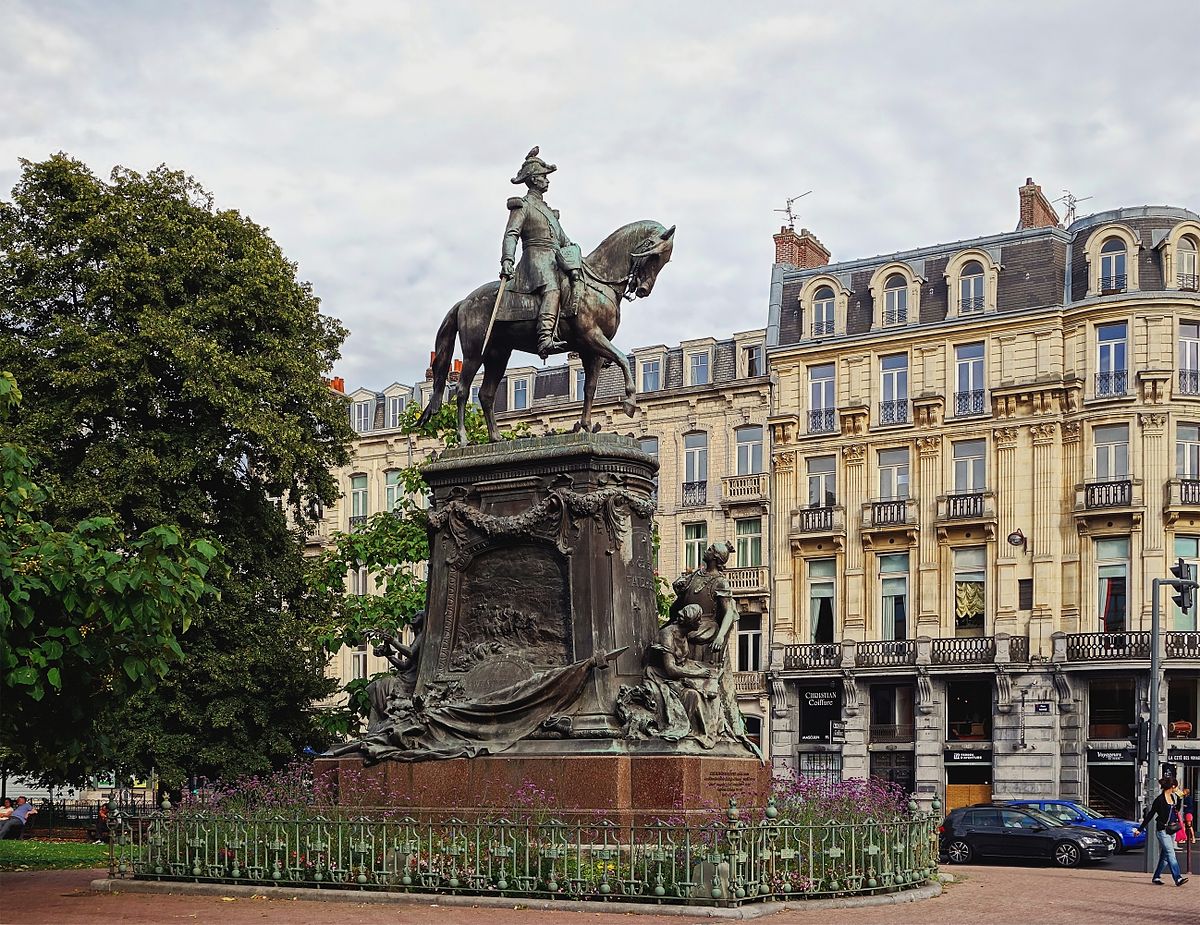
1134;717;1149;763
1170;557;1195;614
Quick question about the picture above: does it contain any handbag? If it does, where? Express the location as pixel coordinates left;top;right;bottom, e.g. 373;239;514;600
1165;799;1183;836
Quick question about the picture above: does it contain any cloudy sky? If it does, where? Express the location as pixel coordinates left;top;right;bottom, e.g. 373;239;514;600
5;1;1200;390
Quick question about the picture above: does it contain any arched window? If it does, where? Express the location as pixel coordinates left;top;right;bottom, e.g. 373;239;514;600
959;260;984;313
1179;236;1198;291
1099;238;1127;293
883;273;908;325
812;286;836;336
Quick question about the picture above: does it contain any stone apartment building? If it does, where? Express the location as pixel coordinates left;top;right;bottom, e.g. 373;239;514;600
321;330;773;747
765;180;1200;820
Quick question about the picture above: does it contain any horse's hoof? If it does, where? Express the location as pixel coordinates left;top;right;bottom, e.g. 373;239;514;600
622;398;637;417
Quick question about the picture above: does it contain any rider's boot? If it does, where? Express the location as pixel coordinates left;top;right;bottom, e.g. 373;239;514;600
536;290;567;359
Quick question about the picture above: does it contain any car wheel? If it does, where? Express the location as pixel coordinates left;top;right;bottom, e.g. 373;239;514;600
1053;841;1081;867
1110;833;1125;853
946;839;973;864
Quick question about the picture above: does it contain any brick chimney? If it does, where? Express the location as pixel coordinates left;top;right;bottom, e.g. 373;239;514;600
326;376;345;393
773;226;830;269
1017;177;1060;229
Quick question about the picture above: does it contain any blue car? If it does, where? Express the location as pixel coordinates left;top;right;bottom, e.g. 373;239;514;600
1005;800;1145;852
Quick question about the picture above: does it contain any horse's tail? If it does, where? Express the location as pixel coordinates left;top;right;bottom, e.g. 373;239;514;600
416;302;460;427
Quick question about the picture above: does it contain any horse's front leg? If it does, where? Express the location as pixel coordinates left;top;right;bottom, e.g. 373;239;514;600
578;353;604;432
581;328;638;417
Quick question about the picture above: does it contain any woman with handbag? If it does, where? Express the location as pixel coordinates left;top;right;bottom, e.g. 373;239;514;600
1136;776;1189;886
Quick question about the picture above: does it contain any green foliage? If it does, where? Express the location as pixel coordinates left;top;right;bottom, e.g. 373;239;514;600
0;154;353;785
0;373;222;777
0;839;108;871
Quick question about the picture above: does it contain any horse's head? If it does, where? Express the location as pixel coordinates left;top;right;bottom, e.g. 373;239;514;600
628;224;675;299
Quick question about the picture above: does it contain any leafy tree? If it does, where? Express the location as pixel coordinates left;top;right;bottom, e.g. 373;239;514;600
0;372;222;781
0;155;354;785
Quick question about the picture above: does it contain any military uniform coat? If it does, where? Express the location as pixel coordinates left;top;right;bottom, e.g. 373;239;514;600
502;192;573;294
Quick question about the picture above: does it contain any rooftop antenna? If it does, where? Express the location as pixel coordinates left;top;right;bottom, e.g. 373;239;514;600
1054;190;1093;226
775;191;813;230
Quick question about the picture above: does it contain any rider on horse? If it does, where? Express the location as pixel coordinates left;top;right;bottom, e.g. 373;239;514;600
501;147;583;358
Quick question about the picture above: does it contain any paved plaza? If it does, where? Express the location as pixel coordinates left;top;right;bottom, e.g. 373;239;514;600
3;863;1196;925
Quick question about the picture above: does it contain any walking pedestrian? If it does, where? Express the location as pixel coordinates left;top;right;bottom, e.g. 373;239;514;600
1136;776;1189;886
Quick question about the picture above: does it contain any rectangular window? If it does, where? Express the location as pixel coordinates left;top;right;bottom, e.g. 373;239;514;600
641;358;661;392
737;614;762;672
877;447;910;499
353;400;373;433
1096;536;1130;633
684;522;708;571
735;517;763;567
807;455;836;507
689;351;710;386
684;432;708;484
1096;322;1128;395
809;558;836;644
1181;322;1200;395
1088;678;1134;740
350;565;368;596
638;436;659;500
807;363;836;432
387;395;405;428
880;354;909;424
385;470;404;512
736;426;764;475
351;644;369;681
879;552;910;640
1174;536;1199;631
954;342;985;416
744;344;764;377
952;439;986;492
1094;424;1129;479
512;377;528;411
953;546;986;635
798;751;843;785
350;474;369;522
1018;578;1034;611
574;368;587;401
1178;424;1200;478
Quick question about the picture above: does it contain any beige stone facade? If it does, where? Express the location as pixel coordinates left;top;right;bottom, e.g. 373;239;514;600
766;197;1200;816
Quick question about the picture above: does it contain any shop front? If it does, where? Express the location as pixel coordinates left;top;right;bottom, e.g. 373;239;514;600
944;747;993;810
1086;747;1137;819
795;681;843;783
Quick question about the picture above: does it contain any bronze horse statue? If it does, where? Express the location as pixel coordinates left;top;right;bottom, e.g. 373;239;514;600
418;220;675;442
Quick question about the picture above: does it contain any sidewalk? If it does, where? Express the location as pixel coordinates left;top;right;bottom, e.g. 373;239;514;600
2;864;1195;925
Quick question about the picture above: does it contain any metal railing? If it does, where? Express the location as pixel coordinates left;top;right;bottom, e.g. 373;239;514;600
1182;480;1200;504
106;804;939;907
930;637;996;665
1166;632;1200;658
944;492;985;519
1008;636;1030;663
1179;273;1199;291
879;400;909;425
807;409;837;434
811;319;835;336
722;473;768;503
871;499;910;527
1099;274;1127;293
797;506;835;533
856;640;917;667
869;723;916;743
953;390;986;416
681;481;708;507
724;566;768;594
1181;369;1200;396
881;306;907;326
1065;632;1151;661
1094;371;1128;396
1084;479;1132;509
782;643;842;669
349;515;368;530
958;296;985;314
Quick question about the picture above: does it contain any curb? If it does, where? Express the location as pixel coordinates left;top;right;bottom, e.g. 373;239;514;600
90;877;942;919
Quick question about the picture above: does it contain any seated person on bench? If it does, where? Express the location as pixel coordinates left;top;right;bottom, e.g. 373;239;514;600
0;796;37;839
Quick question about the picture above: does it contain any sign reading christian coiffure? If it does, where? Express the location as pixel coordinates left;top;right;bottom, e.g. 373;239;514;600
799;684;842;742
943;749;993;764
1087;748;1135;763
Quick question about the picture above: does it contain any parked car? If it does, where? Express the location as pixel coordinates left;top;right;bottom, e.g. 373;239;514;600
939;804;1115;867
1004;800;1145;852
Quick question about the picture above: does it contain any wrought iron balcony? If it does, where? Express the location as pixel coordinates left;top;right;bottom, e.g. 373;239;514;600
856;639;917;667
811;319;835;336
1065;632;1150;661
931;636;996;665
1094;370;1128;397
954;390;986;416
881;306;907;326
870;498;912;527
1099;274;1127;294
959;296;985;314
681;480;707;507
722;473;768;504
724;566;768;594
1180;369;1200;395
943;491;986;519
796;505;836;533
808;408;837;434
1167;478;1200;507
783;642;842;669
1179;273;1199;292
1084;479;1132;509
879;399;909;425
349;514;368;530
869;722;916;743
1008;636;1030;662
1167;632;1200;658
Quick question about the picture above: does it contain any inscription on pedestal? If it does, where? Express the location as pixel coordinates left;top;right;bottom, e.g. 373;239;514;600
702;768;759;798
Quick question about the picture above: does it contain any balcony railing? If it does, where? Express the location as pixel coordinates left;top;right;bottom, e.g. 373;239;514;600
349;514;368;530
1099;274;1127;294
723;473;768;503
724;566;768;594
931;636;996;665
1166;632;1200;658
681;481;707;507
808;408;837;434
869;723;915;743
1008;635;1030;662
870;499;911;527
1183;480;1200;504
856;639;917;667
783;643;842;669
1084;479;1132;509
1180;369;1200;395
881;306;908;326
954;390;986;416
879;399;909;425
797;506;835;533
811;319;836;336
1065;632;1151;661
1095;370;1128;396
959;296;985;314
733;671;766;694
1179;273;1199;292
945;492;985;519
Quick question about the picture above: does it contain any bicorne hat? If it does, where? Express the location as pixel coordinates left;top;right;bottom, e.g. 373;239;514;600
511;146;557;185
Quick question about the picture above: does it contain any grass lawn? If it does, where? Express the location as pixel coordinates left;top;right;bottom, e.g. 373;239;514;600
0;839;108;871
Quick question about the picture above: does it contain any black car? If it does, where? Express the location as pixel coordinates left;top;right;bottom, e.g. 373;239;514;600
939;804;1114;867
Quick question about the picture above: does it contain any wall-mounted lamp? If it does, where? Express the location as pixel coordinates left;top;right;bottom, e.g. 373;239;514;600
1006;529;1030;555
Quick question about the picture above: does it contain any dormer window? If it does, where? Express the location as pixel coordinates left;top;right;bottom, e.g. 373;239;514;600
387;394;406;428
689;351;710;386
640;357;661;391
959;261;984;314
744;343;764;377
1179;237;1198;291
883;274;908;325
1100;238;1127;293
352;400;373;433
812;286;836;335
512;376;529;410
574;367;586;401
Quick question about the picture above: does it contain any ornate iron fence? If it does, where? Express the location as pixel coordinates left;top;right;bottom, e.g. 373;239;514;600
783;643;842;669
879;400;909;425
105;801;939;907
1094;371;1128;397
1008;636;1030;663
1065;632;1150;661
808;409;837;434
1181;370;1200;396
930;637;995;665
797;506;835;533
944;492;984;519
1084;479;1131;508
953;390;986;416
681;481;708;507
856;640;917;667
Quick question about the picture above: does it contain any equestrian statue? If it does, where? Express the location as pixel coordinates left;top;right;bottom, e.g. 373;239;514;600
418;147;675;442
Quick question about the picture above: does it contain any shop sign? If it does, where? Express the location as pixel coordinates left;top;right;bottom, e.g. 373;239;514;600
798;684;841;742
1087;748;1135;763
830;720;847;744
1166;749;1200;765
1033;703;1051;714
943;749;993;764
